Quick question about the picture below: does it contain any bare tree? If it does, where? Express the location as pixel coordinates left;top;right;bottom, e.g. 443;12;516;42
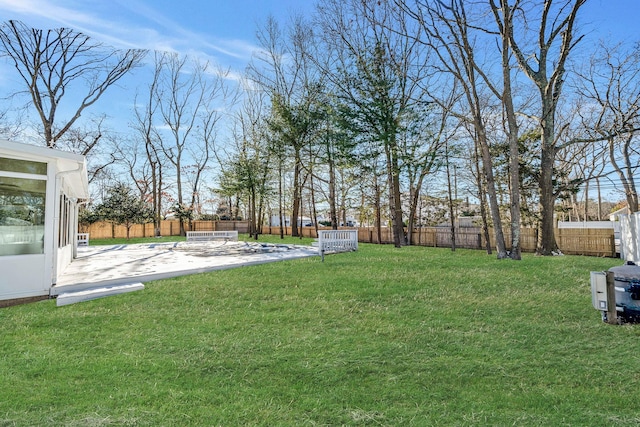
488;0;525;259
249;15;322;238
154;53;225;235
132;52;165;236
56;115;120;184
576;42;640;213
316;0;433;247
0;20;146;148
303;27;358;233
0;104;24;140
401;0;510;257
185;68;234;219
404;101;454;246
502;0;586;255
223;89;275;238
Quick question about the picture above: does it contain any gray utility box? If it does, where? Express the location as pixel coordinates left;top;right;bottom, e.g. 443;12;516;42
590;271;608;311
592;262;640;323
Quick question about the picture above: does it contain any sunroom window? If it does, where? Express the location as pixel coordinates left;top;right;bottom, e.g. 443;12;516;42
0;158;47;256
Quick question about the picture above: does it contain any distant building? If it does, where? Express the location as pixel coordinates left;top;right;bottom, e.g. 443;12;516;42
270;215;314;227
270;215;291;227
609;206;629;221
0;140;88;304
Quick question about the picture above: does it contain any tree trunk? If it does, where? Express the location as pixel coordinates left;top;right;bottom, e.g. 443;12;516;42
503;0;585;254
157;165;163;236
278;161;285;239
537;134;558;255
250;187;257;239
407;185;418;246
257;196;264;237
175;156;186;236
446;145;456;252
584;180;589;221
596;177;602;220
291;160;301;237
308;172;319;235
385;140;405;248
536;96;559;255
328;155;338;230
472;141;492;254
374;174;382;244
151;162;160;236
496;1;522;260
477;125;508;258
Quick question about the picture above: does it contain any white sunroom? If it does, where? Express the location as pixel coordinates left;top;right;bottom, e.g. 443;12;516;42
0;139;88;304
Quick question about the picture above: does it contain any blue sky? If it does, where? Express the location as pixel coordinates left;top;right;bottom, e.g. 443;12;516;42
0;0;317;144
0;0;637;126
0;0;637;74
0;0;637;201
0;0;315;72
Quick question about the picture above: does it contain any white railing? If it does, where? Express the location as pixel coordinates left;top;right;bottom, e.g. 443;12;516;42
77;233;89;246
317;230;358;260
186;230;238;242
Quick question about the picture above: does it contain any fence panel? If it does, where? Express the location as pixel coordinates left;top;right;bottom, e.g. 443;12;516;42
209;220;249;233
498;228;538;253
356;227;394;244
556;228;616;257
80;220;250;239
83;222;113;239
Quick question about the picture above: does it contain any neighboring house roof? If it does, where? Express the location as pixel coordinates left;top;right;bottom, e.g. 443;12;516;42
0;139;89;199
609;206;629;221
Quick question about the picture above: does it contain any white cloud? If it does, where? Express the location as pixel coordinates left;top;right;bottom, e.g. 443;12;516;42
0;0;99;25
0;0;261;67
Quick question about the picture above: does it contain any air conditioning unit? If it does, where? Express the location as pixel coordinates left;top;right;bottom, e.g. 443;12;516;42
591;262;640;323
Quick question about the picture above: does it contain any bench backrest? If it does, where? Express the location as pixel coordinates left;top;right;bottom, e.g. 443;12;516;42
186;230;238;241
317;230;358;254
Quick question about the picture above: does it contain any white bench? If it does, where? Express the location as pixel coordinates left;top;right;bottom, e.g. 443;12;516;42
77;233;89;246
186;230;238;242
316;230;358;260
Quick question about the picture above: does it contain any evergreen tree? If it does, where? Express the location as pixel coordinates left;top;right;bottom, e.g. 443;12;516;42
95;183;154;239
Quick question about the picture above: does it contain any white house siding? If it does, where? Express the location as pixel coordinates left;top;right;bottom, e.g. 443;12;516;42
0;140;88;302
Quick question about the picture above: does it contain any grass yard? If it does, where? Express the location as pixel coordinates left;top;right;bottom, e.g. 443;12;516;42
1;240;639;426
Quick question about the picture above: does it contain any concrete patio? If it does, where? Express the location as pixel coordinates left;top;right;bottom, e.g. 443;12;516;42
52;240;318;296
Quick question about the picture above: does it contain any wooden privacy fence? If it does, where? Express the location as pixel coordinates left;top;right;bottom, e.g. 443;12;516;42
80;220;250;240
263;225;617;257
551;228;616;257
80;221;617;257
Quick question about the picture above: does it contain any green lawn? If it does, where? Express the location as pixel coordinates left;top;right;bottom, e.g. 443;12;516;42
1;240;638;426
